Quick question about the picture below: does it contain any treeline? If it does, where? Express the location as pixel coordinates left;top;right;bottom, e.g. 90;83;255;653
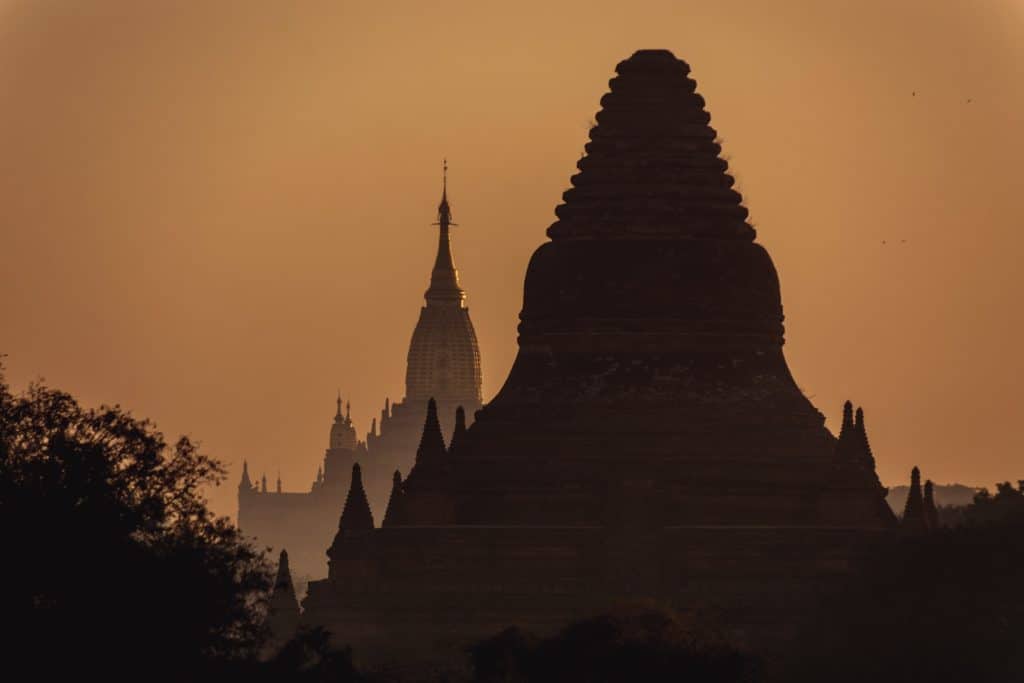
786;480;1024;683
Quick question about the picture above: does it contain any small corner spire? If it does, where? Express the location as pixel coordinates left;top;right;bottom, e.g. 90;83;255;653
450;405;467;453
840;400;854;436
267;548;300;643
240;460;253;490
923;479;939;529
383;469;405;527
275;549;293;590
338;462;375;532
902;466;927;531
416;397;447;463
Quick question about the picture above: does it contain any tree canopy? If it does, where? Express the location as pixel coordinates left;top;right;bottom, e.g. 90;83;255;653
0;370;271;680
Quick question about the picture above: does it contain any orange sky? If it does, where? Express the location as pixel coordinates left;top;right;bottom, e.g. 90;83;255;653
2;0;1022;519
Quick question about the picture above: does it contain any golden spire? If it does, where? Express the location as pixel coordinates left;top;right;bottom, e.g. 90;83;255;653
425;159;464;306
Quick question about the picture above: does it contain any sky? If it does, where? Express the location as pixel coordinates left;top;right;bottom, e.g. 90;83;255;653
1;0;1022;519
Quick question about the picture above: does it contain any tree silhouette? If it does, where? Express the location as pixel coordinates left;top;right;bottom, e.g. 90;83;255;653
0;370;271;680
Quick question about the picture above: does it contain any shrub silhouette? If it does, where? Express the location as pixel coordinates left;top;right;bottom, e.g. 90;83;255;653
469;607;761;683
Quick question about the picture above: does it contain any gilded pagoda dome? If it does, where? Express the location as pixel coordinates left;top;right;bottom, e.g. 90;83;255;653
404;164;483;409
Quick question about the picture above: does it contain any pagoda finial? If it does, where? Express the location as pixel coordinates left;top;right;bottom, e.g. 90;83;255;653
276;470;282;494
436;158;454;227
346;401;351;422
425;161;464;306
336;390;342;417
260;473;268;493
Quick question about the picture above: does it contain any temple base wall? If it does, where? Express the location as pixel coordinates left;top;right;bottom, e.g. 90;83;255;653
302;525;887;669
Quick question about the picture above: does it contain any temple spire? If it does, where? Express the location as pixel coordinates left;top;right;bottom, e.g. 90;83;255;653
383;470;404;527
902;466;927;531
336;390;342;418
276;471;282;494
265;549;300;651
449;406;467;454
416;398;447;464
923;479;939;529
338;463;375;532
272;549;298;608
425;159;465;306
239;460;253;490
853;407;877;469
839;401;854;441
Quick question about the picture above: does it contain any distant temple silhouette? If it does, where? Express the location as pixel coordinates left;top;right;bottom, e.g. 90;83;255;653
366;160;483;498
301;50;896;665
237;167;482;578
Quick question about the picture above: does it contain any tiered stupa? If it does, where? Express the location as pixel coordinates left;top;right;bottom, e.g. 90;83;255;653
304;49;895;664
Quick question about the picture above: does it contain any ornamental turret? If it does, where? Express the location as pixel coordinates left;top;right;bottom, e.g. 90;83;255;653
330;392;358;451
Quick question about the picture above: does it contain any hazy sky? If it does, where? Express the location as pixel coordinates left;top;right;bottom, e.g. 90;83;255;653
2;1;1022;519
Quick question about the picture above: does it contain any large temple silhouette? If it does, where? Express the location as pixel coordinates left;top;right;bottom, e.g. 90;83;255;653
301;49;896;664
238;168;482;579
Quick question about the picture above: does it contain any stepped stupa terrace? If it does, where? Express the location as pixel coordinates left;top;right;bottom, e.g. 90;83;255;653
303;49;896;665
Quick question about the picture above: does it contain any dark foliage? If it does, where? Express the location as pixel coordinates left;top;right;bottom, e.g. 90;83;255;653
964;480;1024;527
469;607;762;683
0;371;272;680
788;481;1024;683
257;627;364;682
